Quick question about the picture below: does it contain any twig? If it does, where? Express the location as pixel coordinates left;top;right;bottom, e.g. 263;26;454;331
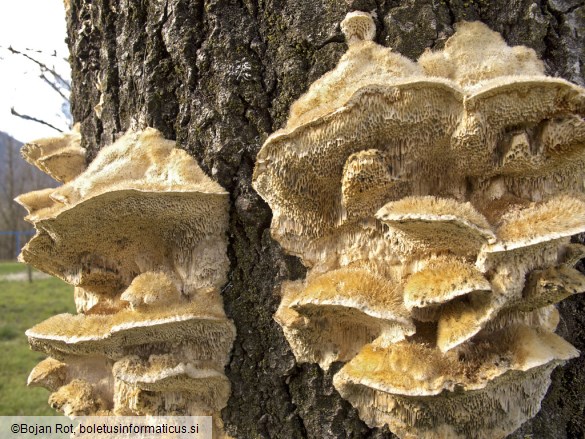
7;46;70;90
39;72;69;101
10;107;63;132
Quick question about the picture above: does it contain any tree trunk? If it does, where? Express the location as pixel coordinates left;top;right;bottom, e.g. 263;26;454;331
65;1;585;437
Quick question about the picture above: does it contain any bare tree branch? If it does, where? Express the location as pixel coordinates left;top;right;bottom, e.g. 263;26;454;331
18;46;68;63
6;46;70;91
10;107;63;133
39;72;69;101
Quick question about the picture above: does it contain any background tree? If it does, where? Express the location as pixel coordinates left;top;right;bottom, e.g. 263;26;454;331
64;1;585;437
0;132;56;259
0;33;72;260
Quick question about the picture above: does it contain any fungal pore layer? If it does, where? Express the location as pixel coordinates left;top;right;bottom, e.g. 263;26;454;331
253;12;585;439
18;128;235;437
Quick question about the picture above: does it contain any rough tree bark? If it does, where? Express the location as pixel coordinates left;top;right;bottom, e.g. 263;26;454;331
65;0;584;437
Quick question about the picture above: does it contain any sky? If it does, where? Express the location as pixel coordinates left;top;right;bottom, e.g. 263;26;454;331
0;0;70;143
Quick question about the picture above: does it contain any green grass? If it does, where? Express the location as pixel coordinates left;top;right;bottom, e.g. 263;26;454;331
0;264;75;415
0;261;29;275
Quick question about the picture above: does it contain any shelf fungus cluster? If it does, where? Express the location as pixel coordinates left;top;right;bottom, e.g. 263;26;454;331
17;128;235;436
253;12;585;439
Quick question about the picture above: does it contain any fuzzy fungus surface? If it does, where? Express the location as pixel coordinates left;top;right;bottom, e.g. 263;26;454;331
17;128;235;437
20;123;85;184
253;12;585;439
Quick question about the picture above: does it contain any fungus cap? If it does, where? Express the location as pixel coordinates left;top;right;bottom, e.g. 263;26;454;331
26;301;236;362
253;10;465;257
333;326;578;435
19;129;229;295
274;268;414;369
335;363;561;438
27;357;68;391
341;149;407;221
418;21;545;87
484;194;585;253
335;325;577;397
48;379;109;416
120;271;181;309
418;22;585;177
341;11;376;44
376;196;495;255
254;78;463;260
492;117;585;178
20;124;85;183
519;266;585;311
483;305;561;335
15;188;59;223
113;355;230;411
435;290;494;352
404;258;491;309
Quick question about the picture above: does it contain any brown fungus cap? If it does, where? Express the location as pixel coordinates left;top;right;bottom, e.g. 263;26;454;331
483;194;585;254
335;325;578;397
120;271;182;310
404;257;491;309
403;257;495;351
419;22;585;177
517;266;585;311
253;77;463;257
50;128;226;204
451;77;585;176
20;124;85;183
436;290;494;352
418;21;545;87
253;11;464;256
15;187;60;223
27;357;68;391
113;355;230;411
333;326;578;437
341;149;408;221
29;355;115;408
48;379;110;416
335;364;559;439
376;196;495;255
18;128;229;296
26;301;236;363
482;305;560;335
492;116;585;178
274;268;414;369
20;189;228;295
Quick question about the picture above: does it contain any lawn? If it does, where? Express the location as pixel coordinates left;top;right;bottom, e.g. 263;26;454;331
0;263;75;415
0;261;29;276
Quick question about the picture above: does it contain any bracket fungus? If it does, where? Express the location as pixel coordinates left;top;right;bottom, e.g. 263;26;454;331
253;12;585;439
275;268;415;369
17;128;235;436
20;123;85;183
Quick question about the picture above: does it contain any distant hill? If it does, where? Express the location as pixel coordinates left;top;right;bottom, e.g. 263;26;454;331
0;131;58;194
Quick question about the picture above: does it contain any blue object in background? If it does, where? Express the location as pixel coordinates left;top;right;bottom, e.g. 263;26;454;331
0;230;35;259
